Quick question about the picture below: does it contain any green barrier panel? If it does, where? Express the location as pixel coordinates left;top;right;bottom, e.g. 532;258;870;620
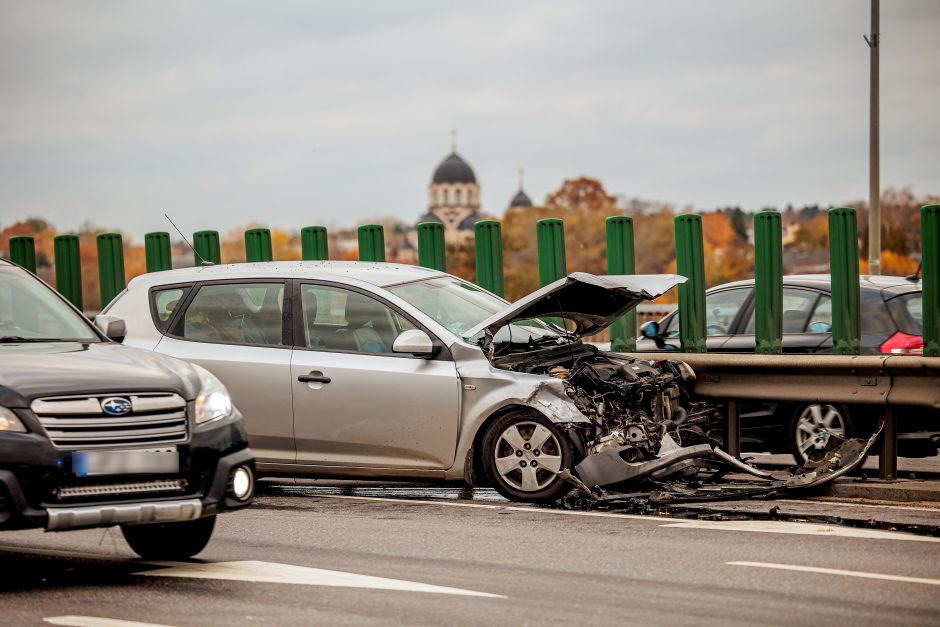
357;224;386;262
301;226;329;261
828;207;861;355
474;220;504;297
536;218;566;287
417;222;446;272
923;205;940;357
754;210;783;354
245;228;273;262
144;231;172;272
675;214;706;353
9;236;36;273
96;233;126;309
606;216;636;352
54;234;83;310
193;230;221;265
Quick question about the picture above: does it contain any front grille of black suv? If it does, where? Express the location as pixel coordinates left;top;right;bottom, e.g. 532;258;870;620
31;393;189;449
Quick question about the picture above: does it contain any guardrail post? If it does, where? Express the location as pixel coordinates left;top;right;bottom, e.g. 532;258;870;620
417;221;446;271
357;224;386;262
675;214;706;352
245;228;273;262
9;236;37;273
301;226;329;261
828;207;861;355
54;234;83;310
606;216;636;351
754;210;783;354
879;406;897;480
923;204;940;357
537;218;566;287
474;220;504;297
724;401;741;457
144;231;172;272
193;230;221;265
96;233;125;308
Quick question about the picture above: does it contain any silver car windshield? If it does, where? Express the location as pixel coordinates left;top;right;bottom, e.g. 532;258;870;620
387;276;566;345
0;268;99;342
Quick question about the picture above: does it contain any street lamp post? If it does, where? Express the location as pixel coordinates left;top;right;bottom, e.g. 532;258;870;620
866;0;881;275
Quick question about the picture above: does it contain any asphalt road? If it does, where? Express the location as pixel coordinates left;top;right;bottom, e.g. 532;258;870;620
1;486;939;626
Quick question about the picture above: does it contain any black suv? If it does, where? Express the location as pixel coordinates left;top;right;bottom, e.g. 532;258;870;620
0;259;254;559
638;274;934;461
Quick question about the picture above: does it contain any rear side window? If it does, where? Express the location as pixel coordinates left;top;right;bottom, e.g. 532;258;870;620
704;288;749;336
181;282;285;346
150;286;191;333
886;293;922;335
808;293;897;335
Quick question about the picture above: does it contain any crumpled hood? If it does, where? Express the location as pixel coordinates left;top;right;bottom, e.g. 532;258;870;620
466;272;685;349
0;342;201;406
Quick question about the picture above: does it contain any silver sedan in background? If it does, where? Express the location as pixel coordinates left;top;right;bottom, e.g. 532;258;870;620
101;262;690;502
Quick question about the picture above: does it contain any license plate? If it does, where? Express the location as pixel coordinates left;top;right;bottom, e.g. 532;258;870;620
72;447;179;477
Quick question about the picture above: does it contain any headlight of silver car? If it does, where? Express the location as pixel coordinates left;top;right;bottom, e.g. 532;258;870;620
0;406;27;433
192;364;233;425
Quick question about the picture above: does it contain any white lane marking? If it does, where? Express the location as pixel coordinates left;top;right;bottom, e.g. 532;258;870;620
662;519;940;542
44;617;174;627
312;494;937;542
135;560;504;598
313;493;687;523
727;561;940;586
805;499;940;513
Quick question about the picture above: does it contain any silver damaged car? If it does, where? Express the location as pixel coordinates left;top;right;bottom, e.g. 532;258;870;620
103;262;717;503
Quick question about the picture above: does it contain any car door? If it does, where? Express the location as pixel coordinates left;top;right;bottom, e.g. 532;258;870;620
155;280;295;464
726;288;827;353
290;281;461;469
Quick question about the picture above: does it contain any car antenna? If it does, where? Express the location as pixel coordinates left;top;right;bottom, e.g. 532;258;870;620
165;213;214;266
905;261;921;283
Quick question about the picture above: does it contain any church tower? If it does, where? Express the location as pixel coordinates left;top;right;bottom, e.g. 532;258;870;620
417;133;484;243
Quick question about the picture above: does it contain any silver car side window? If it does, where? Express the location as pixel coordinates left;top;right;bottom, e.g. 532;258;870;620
182;283;285;346
300;284;406;354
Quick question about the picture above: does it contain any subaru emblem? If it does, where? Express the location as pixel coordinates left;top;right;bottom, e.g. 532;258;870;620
101;397;132;416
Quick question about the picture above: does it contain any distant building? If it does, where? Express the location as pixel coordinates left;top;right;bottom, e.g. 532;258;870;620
414;136;534;243
416;149;484;243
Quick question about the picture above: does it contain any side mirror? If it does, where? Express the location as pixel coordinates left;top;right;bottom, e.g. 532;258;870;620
392;329;438;357
94;315;127;342
640;320;660;339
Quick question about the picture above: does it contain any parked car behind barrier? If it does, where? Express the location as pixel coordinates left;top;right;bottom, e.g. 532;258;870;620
103;261;727;503
631;274;937;461
0;259;254;559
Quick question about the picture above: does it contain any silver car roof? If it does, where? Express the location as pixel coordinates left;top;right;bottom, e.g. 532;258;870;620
126;260;447;290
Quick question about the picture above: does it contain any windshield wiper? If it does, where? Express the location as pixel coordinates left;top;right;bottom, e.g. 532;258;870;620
0;336;66;343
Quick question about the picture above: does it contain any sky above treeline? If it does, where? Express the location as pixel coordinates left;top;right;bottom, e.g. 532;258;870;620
1;1;938;240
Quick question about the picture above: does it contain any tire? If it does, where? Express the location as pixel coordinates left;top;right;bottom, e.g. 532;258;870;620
121;515;216;560
789;404;855;464
480;410;576;503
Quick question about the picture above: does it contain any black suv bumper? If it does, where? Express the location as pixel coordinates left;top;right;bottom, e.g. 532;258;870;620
0;411;254;531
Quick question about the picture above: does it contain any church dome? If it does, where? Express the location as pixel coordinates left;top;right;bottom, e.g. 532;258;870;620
432;152;477;184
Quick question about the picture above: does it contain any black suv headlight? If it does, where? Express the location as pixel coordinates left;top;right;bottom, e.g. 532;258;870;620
0;406;26;433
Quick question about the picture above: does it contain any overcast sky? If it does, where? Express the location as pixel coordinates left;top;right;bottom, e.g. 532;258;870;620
1;1;938;240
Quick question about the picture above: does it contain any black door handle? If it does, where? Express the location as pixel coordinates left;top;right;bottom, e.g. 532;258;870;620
298;373;331;384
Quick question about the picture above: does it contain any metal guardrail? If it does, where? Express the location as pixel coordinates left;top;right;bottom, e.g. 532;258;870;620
626;352;940;481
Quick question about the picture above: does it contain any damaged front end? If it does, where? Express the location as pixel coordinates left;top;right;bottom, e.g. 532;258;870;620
469;273;876;504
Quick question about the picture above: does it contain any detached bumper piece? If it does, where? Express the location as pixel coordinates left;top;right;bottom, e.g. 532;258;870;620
569;425;882;504
46;498;202;531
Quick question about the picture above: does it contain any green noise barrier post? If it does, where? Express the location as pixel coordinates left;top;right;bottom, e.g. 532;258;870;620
606;216;637;352
674;214;706;353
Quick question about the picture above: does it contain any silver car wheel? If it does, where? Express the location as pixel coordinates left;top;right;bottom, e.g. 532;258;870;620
794;404;846;460
492;421;563;492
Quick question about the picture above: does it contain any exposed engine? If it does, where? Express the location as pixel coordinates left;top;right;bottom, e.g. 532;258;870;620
495;344;720;464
